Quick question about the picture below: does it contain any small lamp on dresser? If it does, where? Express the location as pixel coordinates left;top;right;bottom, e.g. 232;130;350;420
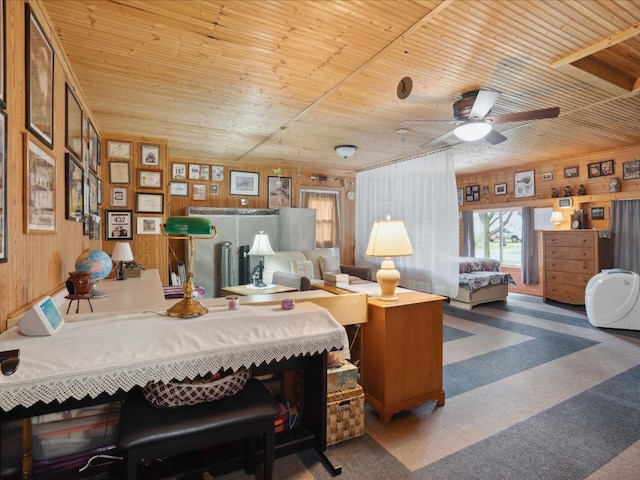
550;211;564;229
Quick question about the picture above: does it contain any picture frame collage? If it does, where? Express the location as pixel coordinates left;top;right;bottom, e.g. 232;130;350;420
170;163;225;200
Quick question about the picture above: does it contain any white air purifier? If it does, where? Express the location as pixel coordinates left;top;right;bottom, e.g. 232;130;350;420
585;269;640;331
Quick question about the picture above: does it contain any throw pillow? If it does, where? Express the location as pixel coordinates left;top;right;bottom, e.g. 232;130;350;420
290;259;314;279
318;255;341;279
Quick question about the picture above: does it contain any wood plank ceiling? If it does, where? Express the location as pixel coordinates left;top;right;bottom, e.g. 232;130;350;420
41;0;640;174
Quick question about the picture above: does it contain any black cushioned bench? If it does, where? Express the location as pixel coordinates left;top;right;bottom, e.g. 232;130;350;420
117;378;279;479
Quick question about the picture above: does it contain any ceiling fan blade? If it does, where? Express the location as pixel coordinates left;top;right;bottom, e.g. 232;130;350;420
485;129;507;145
490;106;560;124
468;90;501;120
420;130;456;149
400;119;457;126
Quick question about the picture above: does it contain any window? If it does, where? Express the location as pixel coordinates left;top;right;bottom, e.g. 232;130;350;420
473;208;522;267
300;190;340;248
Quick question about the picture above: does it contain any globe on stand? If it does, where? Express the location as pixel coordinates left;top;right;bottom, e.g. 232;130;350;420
75;249;113;297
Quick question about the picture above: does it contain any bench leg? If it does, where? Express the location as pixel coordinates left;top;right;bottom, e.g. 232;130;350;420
264;427;274;480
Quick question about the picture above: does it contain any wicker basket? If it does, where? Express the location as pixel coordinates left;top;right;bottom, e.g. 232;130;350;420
326;384;364;446
142;368;251;408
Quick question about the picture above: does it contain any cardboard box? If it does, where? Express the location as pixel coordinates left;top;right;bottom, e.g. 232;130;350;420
326;384;364;446
324;273;349;286
327;361;358;393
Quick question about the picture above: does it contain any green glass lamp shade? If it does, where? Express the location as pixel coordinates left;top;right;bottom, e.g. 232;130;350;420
164;216;213;235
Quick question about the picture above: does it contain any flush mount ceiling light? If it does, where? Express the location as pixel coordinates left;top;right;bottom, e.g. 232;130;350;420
335;145;357;159
453;122;492;142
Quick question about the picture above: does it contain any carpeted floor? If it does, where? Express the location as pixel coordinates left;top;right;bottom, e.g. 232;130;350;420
209;293;640;480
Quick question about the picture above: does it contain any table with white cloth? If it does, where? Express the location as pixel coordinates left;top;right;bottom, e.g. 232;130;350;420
0;302;349;477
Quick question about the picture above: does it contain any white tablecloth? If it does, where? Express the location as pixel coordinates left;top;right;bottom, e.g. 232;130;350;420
0;303;347;411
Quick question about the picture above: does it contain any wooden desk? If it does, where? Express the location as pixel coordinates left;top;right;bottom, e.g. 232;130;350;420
361;291;446;424
220;284;297;296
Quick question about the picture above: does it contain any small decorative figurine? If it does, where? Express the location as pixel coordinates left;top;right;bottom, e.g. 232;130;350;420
551;187;559;198
577;184;585;195
563;185;572;197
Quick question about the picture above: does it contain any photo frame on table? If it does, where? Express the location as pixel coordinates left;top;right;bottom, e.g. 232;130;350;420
494;183;507;195
141;144;159;166
109;161;130;184
514;170;535;198
111;187;127;207
26;4;54;149
564;166;579;178
138;169;162;189
25;136;56;233
591;207;605;220
268;176;291;208
64;84;82;160
172;163;186;179
0;111;6;261
230;171;259;196
623;160;640;181
169;181;188;197
0;0;6;109
136;216;162;235
65;153;84;222
106;210;132;240
107;140;131;159
135;192;164;214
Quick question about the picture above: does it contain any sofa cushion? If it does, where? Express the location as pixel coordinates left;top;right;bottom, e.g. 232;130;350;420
302;248;340;280
318;255;341;279
290;259;314;279
263;251;308;284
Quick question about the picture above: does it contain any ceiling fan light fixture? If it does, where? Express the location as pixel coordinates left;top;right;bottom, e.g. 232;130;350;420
453;122;492;142
335;145;357;159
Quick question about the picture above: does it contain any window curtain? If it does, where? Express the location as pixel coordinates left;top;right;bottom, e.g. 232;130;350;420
521;206;539;284
610;199;640;273
462;211;475;257
355;150;459;297
300;190;340;247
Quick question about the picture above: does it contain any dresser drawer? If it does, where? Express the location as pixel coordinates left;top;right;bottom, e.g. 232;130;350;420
544;233;595;248
545;271;592;288
545;258;594;274
544;284;587;305
544;246;592;261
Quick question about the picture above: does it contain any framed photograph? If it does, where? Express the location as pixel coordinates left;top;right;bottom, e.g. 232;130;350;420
111;187;127;207
88;171;99;215
591;207;605;220
0;111;6;261
457;188;463;207
141;144;159;166
465;185;479;202
268;176;291;208
138;169;162;189
89;213;100;240
136;192;164;214
588;162;601;178
109;161;130;184
192;184;206;201
599;159;614;176
188;163;201;180
210;184;219;196
97;178;102;205
514;170;535;198
64;84;82;160
26;4;54;148
494;183;507;195
622;160;640;180
230;171;259;196
137;216;162;235
25;136;55;232
88;122;99;172
169;181;188;197
0;0;5;109
564;166;579;178
172;162;186;179
211;166;224;181
107;140;131;159
558;198;573;208
106;210;132;240
541;172;553;181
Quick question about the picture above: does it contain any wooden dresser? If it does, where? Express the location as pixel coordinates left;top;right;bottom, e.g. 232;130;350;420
541;230;613;305
361;291;446;424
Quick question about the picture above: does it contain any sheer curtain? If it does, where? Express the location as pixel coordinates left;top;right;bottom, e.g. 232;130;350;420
611;199;640;273
355;150;459;296
300;190;340;247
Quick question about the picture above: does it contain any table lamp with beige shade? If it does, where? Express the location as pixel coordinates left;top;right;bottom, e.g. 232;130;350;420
365;215;414;301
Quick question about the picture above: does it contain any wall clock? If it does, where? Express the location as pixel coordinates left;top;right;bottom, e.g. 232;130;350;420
347;191;355;200
397;76;413;100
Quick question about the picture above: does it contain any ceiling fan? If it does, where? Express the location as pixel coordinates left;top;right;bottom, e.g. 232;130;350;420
402;89;560;149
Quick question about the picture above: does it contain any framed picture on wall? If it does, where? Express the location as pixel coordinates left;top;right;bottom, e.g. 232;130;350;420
136;216;162;235
107;140;131;159
25;135;56;233
268;176;291;208
169;181;188;197
494;183;507;195
0;0;5;109
514;170;535;198
135;192;164;214
106;210;133;240
26;5;54;148
591;207;605;220
109;161;130;184
192;184;207;201
230;171;259;196
141;144;160;166
64;84;82;160
623;160;640;180
0;111;6;261
138;169;162;189
457;188;463;206
564;166;579;178
111;187;127;207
